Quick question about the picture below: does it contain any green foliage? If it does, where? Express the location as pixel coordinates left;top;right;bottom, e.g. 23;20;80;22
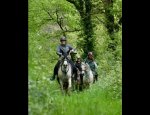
113;0;122;24
29;0;122;114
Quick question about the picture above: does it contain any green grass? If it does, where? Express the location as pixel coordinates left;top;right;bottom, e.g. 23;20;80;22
29;1;122;114
29;75;122;115
28;32;122;115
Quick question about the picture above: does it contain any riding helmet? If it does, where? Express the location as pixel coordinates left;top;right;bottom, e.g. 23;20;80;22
88;52;93;56
60;36;67;41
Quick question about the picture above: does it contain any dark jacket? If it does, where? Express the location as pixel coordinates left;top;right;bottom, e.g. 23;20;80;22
75;62;82;71
56;44;73;57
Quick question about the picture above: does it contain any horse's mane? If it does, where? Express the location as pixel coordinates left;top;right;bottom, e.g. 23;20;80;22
85;63;91;71
81;62;91;72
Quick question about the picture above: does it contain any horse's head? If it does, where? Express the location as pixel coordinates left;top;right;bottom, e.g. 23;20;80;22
80;62;88;75
67;48;77;59
60;48;77;62
61;58;69;74
63;58;68;68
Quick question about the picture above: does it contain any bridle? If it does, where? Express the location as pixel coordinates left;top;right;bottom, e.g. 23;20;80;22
81;62;88;71
80;62;88;76
59;48;75;74
60;58;69;74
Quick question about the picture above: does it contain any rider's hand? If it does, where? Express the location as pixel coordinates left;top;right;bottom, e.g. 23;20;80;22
67;55;71;59
61;55;64;58
59;55;64;61
70;49;77;54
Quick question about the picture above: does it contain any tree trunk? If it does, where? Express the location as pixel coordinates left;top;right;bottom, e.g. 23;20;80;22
66;0;95;57
103;0;118;51
82;0;94;56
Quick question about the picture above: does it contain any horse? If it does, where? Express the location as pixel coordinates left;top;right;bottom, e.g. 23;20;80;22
80;62;94;89
57;49;76;95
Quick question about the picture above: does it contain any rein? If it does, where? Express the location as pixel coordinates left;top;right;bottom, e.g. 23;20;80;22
81;63;88;71
81;63;90;78
60;59;70;74
59;48;73;75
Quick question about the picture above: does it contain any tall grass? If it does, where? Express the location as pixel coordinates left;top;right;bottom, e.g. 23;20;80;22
29;79;121;115
29;29;122;115
29;0;122;114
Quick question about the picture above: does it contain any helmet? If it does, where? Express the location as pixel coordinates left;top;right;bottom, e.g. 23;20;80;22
88;52;93;56
60;36;67;41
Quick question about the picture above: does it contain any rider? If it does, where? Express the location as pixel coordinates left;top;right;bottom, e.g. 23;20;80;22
84;52;98;82
75;55;82;72
50;36;77;81
75;55;83;84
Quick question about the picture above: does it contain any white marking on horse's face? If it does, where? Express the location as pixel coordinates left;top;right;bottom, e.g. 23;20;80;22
81;71;85;75
63;60;68;66
81;63;87;71
81;62;94;84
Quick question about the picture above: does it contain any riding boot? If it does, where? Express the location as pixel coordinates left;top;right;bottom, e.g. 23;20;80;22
50;61;60;81
79;74;83;91
95;74;98;81
50;67;57;81
93;74;98;83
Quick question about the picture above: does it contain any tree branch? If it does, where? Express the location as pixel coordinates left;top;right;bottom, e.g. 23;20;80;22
42;3;81;35
42;4;54;20
55;9;65;32
95;16;105;25
65;27;81;32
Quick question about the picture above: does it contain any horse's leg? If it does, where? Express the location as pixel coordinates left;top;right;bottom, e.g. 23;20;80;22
87;79;91;89
93;76;96;83
75;74;79;91
67;78;72;96
86;83;89;89
93;79;95;83
88;78;91;89
79;74;83;91
57;77;60;85
95;75;98;81
60;80;64;95
82;77;85;90
71;74;75;91
85;79;90;89
75;83;79;92
72;73;78;91
87;83;90;89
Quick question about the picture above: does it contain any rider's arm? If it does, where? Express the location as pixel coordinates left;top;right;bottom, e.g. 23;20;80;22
94;61;98;69
67;44;77;55
84;58;88;63
67;44;73;50
56;46;62;56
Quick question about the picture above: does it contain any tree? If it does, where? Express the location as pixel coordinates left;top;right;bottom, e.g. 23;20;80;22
103;0;122;51
66;0;96;57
